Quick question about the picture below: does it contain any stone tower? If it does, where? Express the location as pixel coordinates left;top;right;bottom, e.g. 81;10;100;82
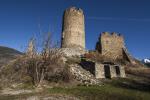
61;7;85;49
96;32;125;60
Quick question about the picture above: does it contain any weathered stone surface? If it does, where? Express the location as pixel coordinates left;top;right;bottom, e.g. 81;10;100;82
109;65;116;78
61;7;85;49
95;62;126;79
48;48;86;57
95;63;105;78
95;32;135;65
119;66;126;77
70;64;101;85
96;32;124;60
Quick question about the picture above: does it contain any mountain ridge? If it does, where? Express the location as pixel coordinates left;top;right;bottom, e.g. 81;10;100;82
0;46;22;67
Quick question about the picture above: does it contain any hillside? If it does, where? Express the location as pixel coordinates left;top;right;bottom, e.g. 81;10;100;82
0;46;22;67
0;46;149;100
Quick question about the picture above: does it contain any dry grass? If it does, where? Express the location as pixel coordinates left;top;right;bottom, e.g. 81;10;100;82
125;67;150;78
48;83;150;100
0;52;73;88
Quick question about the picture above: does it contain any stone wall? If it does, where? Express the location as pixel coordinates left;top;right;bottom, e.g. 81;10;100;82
95;63;126;79
95;63;105;78
96;32;124;60
119;66;126;77
110;65;117;78
48;48;86;57
61;7;85;49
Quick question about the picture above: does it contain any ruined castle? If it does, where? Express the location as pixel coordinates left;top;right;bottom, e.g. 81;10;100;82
60;7;130;80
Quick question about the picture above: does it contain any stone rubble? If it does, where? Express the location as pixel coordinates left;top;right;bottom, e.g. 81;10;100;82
70;64;101;85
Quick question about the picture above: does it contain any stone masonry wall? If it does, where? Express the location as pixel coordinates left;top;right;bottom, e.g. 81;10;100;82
110;65;117;78
119;66;126;77
95;63;126;79
61;7;85;49
95;63;105;78
96;32;124;60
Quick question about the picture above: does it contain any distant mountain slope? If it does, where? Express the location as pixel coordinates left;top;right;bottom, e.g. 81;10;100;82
0;46;22;67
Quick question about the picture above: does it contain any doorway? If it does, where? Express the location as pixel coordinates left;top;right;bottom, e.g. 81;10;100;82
104;65;111;78
115;66;120;76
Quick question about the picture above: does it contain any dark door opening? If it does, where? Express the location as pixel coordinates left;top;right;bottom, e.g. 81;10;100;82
115;66;120;76
104;65;111;78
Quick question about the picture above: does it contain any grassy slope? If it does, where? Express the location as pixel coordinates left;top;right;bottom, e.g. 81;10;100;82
0;74;150;100
47;67;150;100
48;82;150;100
0;46;22;67
0;65;150;100
0;73;149;99
1;81;149;100
0;47;149;100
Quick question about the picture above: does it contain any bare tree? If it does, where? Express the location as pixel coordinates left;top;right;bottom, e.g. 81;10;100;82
26;22;61;87
26;37;36;58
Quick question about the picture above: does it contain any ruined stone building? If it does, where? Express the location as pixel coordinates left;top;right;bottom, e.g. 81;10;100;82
95;32;133;62
93;32;130;78
95;62;126;78
59;7;128;80
80;59;126;79
96;32;125;60
61;7;85;49
59;7;129;81
93;31;139;78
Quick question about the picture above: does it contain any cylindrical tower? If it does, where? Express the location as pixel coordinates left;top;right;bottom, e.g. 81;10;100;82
61;7;85;49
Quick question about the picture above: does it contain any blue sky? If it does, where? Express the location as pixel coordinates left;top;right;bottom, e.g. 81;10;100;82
0;0;150;59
